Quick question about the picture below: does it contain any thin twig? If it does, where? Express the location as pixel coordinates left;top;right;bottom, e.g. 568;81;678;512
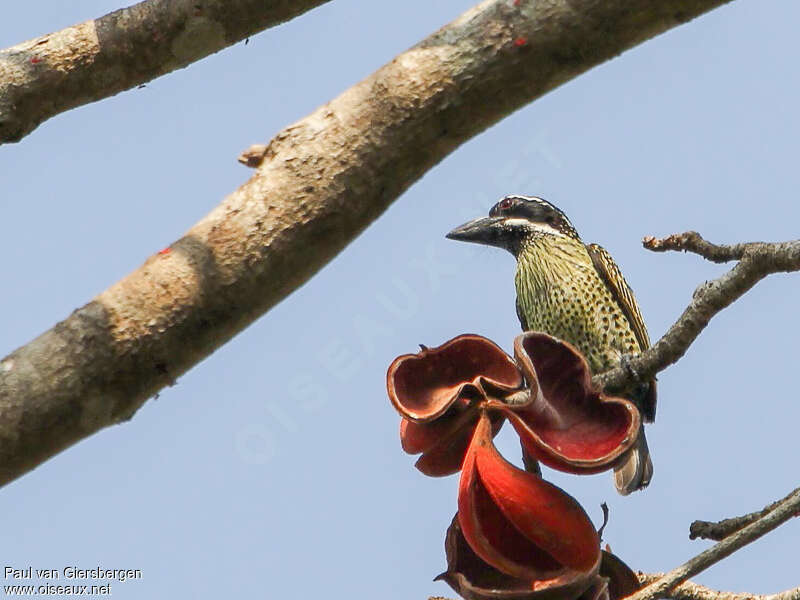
641;231;750;263
637;574;800;600
623;488;800;600
689;487;799;541
595;234;800;393
430;578;800;600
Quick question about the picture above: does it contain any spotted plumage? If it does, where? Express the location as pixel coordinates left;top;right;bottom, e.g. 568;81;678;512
447;194;656;494
515;236;642;370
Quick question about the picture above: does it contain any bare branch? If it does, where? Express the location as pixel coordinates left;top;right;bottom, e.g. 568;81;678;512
0;0;331;144
641;231;750;263
594;234;800;393
624;488;800;600
0;0;733;486
637;574;800;600
428;487;800;600
689;487;800;541
430;578;800;600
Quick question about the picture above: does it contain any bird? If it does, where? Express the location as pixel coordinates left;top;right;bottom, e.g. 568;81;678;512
446;194;655;495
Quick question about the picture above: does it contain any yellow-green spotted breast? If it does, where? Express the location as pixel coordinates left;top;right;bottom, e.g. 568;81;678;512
514;235;642;377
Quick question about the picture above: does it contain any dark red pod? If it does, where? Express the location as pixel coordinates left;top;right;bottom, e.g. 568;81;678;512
389;335;523;476
438;515;598;600
387;332;644;600
505;333;640;474
598;550;641;600
437;521;640;600
458;414;601;582
401;411;505;477
388;334;524;422
388;332;643;477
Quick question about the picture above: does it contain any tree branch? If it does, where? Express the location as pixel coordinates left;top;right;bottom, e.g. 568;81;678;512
0;0;732;486
0;0;331;144
594;233;800;393
637;575;800;600
624;488;800;600
640;231;749;263
429;488;800;600
689;486;800;542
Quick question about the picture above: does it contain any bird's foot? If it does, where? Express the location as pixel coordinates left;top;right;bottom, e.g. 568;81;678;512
619;354;641;382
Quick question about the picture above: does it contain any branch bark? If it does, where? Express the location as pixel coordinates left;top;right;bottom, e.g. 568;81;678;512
594;233;800;393
0;0;331;144
624;488;800;600
689;486;800;542
637;575;800;600
0;0;733;486
430;580;800;600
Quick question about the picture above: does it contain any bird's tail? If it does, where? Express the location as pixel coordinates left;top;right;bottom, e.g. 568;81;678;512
613;426;653;495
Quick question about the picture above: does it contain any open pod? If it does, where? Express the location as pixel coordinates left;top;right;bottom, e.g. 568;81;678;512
387;332;645;600
457;414;601;583
439;514;600;600
388;334;524;422
599;550;641;600
388;332;645;477
505;333;641;474
438;519;641;600
389;335;523;476
401;410;506;477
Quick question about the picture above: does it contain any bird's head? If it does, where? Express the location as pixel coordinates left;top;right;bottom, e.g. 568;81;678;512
446;195;580;256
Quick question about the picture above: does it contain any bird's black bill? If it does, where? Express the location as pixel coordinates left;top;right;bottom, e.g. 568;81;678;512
445;216;506;247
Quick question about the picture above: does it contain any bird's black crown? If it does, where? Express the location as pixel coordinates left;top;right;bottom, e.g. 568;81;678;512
489;195;580;240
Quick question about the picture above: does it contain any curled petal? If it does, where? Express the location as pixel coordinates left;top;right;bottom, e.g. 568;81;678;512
438;515;601;600
599;551;640;600
437;519;638;600
506;333;640;474
388;335;524;422
401;410;504;477
574;579;609;600
458;414;600;582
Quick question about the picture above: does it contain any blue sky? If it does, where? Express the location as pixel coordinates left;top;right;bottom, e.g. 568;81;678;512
1;1;798;598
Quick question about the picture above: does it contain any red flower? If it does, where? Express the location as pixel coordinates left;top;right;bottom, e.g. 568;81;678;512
387;332;644;599
439;515;639;600
438;414;639;600
388;335;523;476
458;413;600;582
387;332;641;477
504;334;640;474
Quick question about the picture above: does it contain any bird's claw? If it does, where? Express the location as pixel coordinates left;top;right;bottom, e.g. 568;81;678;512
620;354;641;382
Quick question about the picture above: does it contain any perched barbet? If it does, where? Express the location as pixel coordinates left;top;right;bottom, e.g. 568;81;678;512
447;194;655;494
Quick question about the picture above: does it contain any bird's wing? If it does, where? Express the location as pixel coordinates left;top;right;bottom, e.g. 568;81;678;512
515;297;530;331
585;243;650;351
587;243;657;422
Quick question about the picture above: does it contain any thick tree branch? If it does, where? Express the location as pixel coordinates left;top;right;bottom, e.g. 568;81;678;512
637;575;800;600
0;0;331;144
689;486;800;542
594;233;800;393
624;488;800;600
0;0;733;486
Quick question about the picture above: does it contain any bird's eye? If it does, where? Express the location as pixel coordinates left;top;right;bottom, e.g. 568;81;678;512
498;198;514;212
